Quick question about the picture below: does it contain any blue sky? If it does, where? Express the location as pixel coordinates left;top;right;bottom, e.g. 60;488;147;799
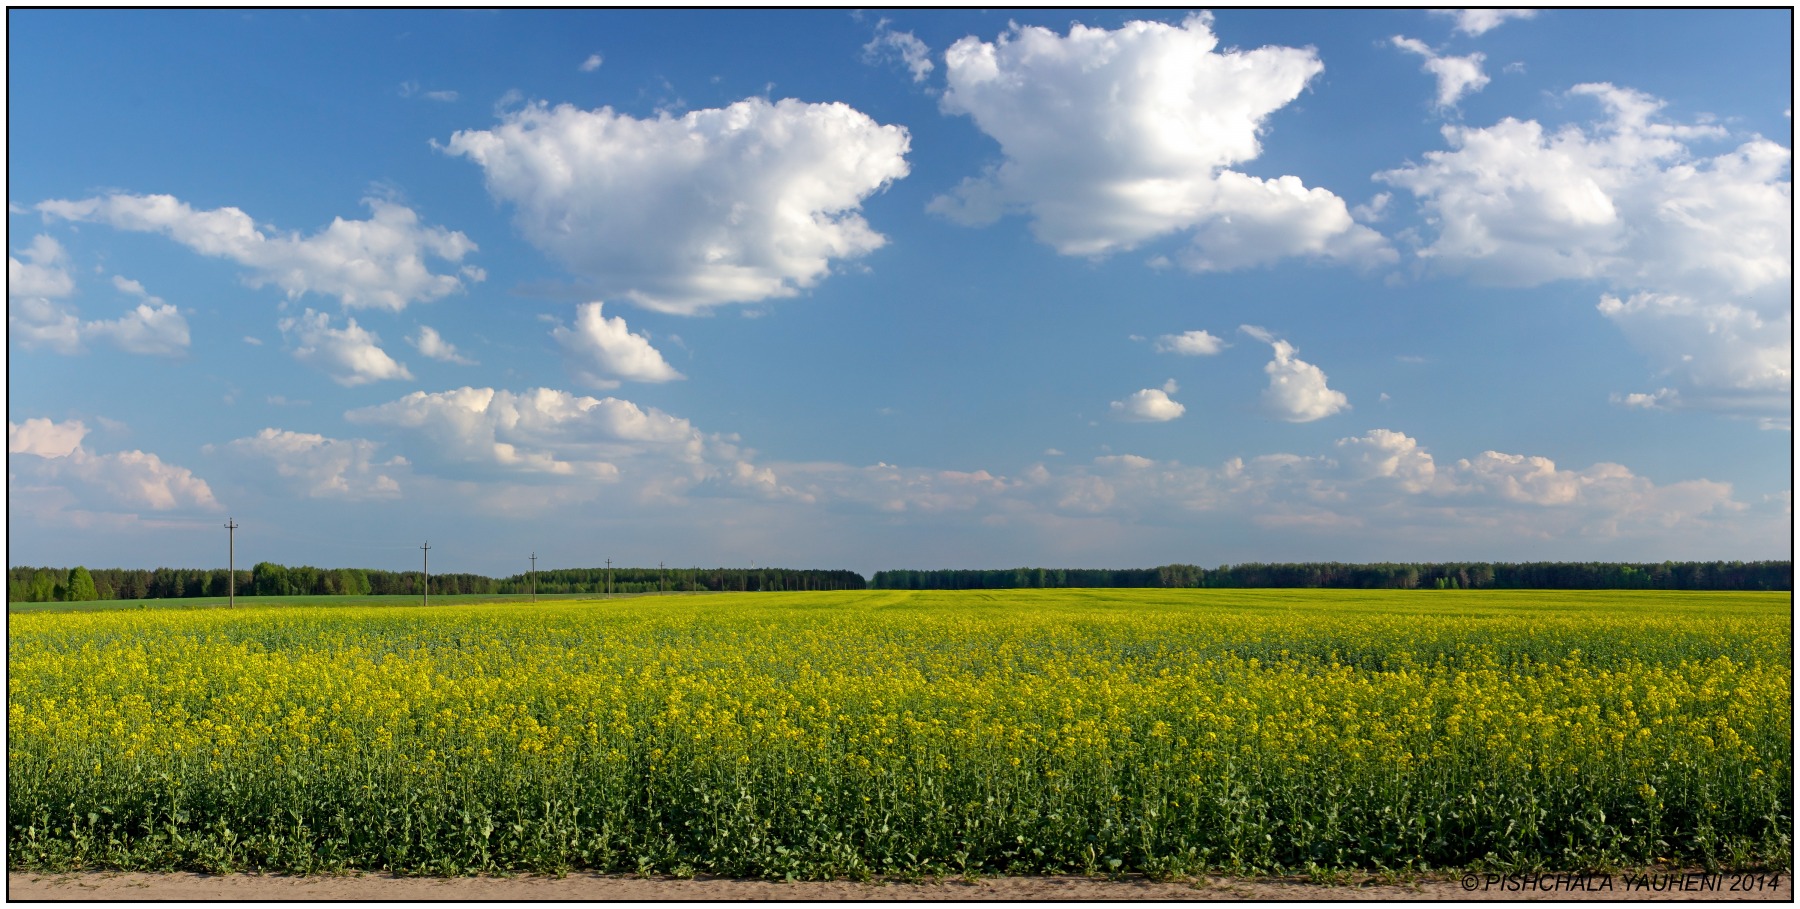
8;9;1792;577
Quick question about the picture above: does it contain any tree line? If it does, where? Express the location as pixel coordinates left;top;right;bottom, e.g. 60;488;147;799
7;563;867;602
512;566;866;594
9;566;251;603
10;560;1789;603
870;561;1792;591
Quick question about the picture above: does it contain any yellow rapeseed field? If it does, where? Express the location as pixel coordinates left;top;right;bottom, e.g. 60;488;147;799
7;589;1791;877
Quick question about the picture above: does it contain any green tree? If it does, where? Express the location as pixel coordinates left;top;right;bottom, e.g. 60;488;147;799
27;571;56;603
252;562;289;596
64;566;98;601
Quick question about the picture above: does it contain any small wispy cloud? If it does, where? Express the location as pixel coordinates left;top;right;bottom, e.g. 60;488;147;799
399;81;458;102
863;18;933;83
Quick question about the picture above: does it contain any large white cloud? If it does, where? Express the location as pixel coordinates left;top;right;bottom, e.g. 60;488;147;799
8;417;219;513
931;14;1392;270
1377;85;1785;288
36;194;479;311
1378;84;1792;418
551;302;685;389
224;428;403;500
279;309;413;387
442;97;911;313
1241;325;1349;422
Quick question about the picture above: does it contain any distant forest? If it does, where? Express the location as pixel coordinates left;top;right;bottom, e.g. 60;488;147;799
6;563;865;603
871;561;1793;591
6;560;1789;603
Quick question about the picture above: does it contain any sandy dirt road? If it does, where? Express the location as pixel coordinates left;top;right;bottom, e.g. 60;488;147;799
9;870;1790;901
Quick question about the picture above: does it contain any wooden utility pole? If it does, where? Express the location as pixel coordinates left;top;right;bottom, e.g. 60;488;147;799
529;552;537;604
420;541;431;607
659;561;665;594
224;518;238;607
605;558;612;598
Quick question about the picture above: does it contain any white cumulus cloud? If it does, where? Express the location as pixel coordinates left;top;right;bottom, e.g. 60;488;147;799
345;386;703;479
1379;83;1792;419
1111;380;1186;422
225;428;402;500
8;235;81;353
1242;325;1349;422
408;324;476;365
279;309;412;386
719;424;1767;555
931;14;1392;270
1454;450;1597;506
1154;330;1227;356
81;301;190;357
9;417;88;458
1183;172;1396;271
1391;36;1489;108
1334;429;1436;493
8;240;190;357
1595;293;1789;414
442;97;911;313
8;234;74;298
37;193;479;311
8;417;218;512
551;302;685;389
1612;387;1680;411
84;276;189;356
1435;9;1537;36
579;53;603;72
56;449;219;511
